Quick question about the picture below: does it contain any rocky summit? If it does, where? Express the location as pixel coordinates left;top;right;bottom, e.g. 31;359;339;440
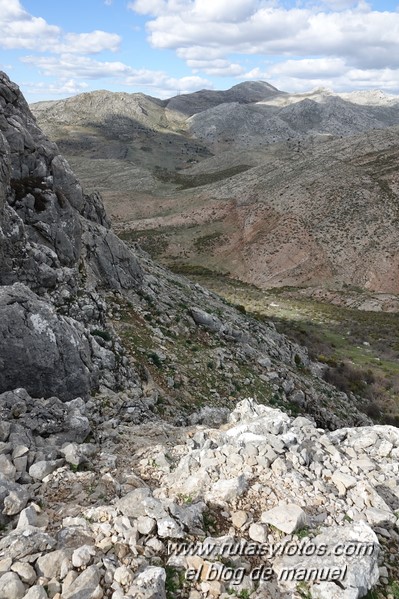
0;70;398;598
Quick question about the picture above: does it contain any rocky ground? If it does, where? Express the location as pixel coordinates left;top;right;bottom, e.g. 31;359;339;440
0;393;398;599
1;71;399;598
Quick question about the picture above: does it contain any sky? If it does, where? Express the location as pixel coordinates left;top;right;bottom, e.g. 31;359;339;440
0;0;399;102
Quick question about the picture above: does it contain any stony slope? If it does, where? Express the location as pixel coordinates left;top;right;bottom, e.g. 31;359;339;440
0;71;398;598
116;127;399;293
31;83;399;293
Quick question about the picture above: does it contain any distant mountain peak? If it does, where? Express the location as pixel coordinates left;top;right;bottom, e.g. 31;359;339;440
165;80;282;117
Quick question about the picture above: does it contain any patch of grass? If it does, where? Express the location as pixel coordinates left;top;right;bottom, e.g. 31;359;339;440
296;527;311;539
194;231;224;252
165;566;185;599
119;228;169;257
177;493;194;505
148;351;163;368
296;582;312;599
187;274;399;424
169;262;229;277
343;513;353;523
154;164;252;189
203;510;218;534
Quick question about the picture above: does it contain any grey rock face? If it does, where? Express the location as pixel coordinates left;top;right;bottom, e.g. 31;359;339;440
0;70;143;400
0;284;96;400
82;221;142;291
190;307;222;333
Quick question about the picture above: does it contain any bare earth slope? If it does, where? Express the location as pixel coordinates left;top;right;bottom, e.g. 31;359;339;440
31;83;399;293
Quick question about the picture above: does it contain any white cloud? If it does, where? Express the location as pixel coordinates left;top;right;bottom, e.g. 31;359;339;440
22;54;132;79
24;79;89;96
0;0;60;50
176;46;227;61
185;58;245;76
128;0;182;16
60;31;121;54
192;0;261;23
319;0;365;9
244;58;399;93
128;0;399;80
266;58;347;79
0;0;121;54
21;54;212;97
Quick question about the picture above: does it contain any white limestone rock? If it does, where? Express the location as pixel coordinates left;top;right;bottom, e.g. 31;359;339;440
0;572;26;599
205;475;248;504
261;503;307;534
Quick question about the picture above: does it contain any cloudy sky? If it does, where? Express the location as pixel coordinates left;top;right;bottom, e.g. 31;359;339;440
0;0;398;102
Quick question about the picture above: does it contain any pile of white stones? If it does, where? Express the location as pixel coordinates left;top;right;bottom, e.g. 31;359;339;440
0;397;398;599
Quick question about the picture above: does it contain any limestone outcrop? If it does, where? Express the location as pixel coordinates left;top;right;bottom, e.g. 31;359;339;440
0;71;142;399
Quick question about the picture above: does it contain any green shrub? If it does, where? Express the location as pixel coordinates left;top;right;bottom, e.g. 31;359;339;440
91;329;112;342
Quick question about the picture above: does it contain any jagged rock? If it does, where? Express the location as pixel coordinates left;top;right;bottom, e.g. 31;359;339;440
205;475;248;504
0;530;56;561
0;284;97;401
168;501;206;535
312;583;359;599
157;517;184;539
137;516;157;536
332;471;357;496
190;308;222;333
0;71;143;400
231;510;248;529
3;488;29;515
117;488;152;518
113;565;134;587
0;557;12;574
248;523;268;543
71;545;96;568
14;506;34;530
0;454;16;479
0;421;10;442
60;443;90;468
82;221;143;291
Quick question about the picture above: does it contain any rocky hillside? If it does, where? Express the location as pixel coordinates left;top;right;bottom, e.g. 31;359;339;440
0;71;398;598
31;84;399;293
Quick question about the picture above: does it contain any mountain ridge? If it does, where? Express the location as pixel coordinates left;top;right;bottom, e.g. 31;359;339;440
31;81;399;293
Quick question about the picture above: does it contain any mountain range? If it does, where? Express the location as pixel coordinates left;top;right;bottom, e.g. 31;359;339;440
31;81;399;293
